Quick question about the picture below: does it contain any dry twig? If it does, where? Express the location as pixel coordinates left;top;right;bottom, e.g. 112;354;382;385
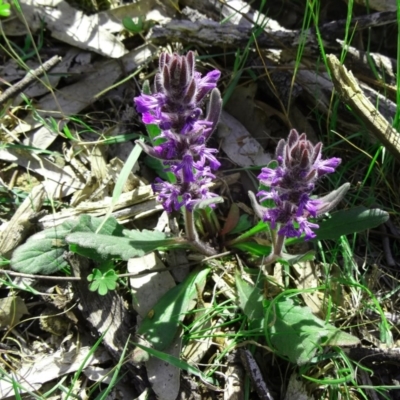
0;55;61;106
327;54;400;162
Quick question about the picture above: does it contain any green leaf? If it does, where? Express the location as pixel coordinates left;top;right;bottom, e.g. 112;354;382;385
88;269;118;296
98;141;143;233
66;231;178;260
220;203;240;235
11;220;78;274
284;206;390;247
122;229;167;241
235;271;264;322
72;215;124;236
313;206;389;240
122;16;145;33
144;155;169;181
228;214;252;235
69;215;125;262
231;242;272;257
138;268;210;350
265;297;360;365
232;220;269;242
10;215;124;274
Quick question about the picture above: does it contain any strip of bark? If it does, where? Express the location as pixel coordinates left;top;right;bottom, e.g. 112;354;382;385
327;54;400;162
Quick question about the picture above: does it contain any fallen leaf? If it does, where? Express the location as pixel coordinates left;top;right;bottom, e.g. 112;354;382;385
0;346;110;398
217;111;271;167
17;0;126;58
0;297;29;328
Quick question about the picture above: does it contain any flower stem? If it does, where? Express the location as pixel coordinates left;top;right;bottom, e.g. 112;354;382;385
184;208;197;242
263;232;285;267
184;208;217;256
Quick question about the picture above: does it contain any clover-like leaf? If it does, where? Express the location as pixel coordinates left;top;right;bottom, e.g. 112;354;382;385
87;268;118;296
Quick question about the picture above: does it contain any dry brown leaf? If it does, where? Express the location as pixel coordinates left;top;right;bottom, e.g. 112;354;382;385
292;261;323;317
0;147;85;197
225;83;271;148
17;0;126;58
39;185;154;228
0;296;29;329
128;253;175;318
11;45;155;147
217;111;271;167
0;346;110;398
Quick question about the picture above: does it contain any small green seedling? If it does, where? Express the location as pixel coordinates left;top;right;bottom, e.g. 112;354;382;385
87;268;118;296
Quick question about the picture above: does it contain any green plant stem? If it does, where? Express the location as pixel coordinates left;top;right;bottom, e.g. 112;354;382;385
263;233;285;266
185;209;197;242
184;208;217;256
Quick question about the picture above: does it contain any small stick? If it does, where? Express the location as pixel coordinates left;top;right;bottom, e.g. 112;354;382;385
239;348;275;400
0;55;61;106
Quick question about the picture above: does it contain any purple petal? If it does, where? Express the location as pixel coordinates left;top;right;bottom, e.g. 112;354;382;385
315;157;341;176
258;166;285;186
278;221;301;238
152;179;183;212
297;217;319;240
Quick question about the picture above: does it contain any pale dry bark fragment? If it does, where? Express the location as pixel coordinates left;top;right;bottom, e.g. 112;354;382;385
327;54;400;162
149;10;396;52
224;356;245;400
39;185;154;228
0;184;46;258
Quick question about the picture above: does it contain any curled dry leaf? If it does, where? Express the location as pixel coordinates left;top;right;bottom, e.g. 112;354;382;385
217;111;271;167
0;296;29;329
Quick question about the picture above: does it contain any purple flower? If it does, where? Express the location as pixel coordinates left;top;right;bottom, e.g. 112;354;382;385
152;168;218;212
253;129;345;241
134;51;222;213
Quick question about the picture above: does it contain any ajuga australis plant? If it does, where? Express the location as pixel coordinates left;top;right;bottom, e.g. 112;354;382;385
249;129;350;265
134;53;351;260
134;51;222;255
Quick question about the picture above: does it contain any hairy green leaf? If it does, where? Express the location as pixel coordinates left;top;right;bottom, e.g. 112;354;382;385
192;196;224;210
66;231;177;260
265;297;360;365
11;215;129;274
235;271;264;322
313;206;389;240
11;220;78;274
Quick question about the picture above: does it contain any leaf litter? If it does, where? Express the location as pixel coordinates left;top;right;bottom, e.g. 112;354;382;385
1;0;400;398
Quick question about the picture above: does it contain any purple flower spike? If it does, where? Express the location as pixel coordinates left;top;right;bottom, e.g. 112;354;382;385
252;129;346;241
134;51;222;213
